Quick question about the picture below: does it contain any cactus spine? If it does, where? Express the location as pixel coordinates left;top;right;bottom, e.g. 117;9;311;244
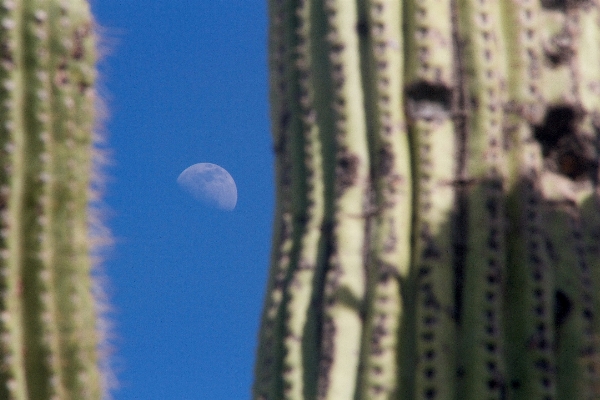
255;0;600;399
0;1;105;399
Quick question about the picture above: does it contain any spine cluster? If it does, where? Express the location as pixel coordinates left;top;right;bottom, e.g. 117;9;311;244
255;0;600;399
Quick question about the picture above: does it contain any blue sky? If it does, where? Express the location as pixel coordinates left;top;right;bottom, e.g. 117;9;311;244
90;2;271;399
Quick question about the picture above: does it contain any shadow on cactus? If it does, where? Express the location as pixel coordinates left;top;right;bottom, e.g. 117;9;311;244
253;1;600;399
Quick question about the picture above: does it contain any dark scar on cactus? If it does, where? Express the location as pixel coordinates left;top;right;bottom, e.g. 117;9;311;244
544;32;573;66
534;105;598;180
405;82;452;122
336;150;359;190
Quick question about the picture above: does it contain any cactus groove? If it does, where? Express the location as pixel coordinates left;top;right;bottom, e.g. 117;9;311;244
0;1;106;399
254;0;600;399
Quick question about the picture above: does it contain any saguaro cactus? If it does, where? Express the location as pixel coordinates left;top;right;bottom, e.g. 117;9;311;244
254;0;600;399
0;1;106;399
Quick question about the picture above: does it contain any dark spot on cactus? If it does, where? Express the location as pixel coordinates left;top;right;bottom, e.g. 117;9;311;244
424;315;437;326
557;150;589;179
536;322;546;334
582;345;597;357
356;20;369;36
545;50;569;67
540;0;568;9
372;384;384;394
317;317;336;397
535;358;551;371
486;197;498;218
424;367;435;379
0;42;12;65
535;305;545;316
55;62;69;87
422;239;441;259
488;232;499;250
378;144;394;177
405;82;452;121
488;378;501;390
487;273;499;285
423;291;441;311
425;349;435;360
78;81;90;94
554;290;572;327
534;106;575;153
424;387;436;399
534;106;598;180
71;28;86;60
542;377;551;388
544;31;573;66
329;43;345;55
510;379;521;389
280;110;291;130
421;226;441;259
336;150;359;191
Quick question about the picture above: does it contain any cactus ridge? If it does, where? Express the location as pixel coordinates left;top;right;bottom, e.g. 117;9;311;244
256;0;600;399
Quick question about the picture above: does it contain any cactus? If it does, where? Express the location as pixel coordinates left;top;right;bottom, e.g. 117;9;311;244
254;0;600;399
0;1;107;399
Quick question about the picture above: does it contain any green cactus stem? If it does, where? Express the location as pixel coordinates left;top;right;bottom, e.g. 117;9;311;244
0;1;106;399
254;0;600;399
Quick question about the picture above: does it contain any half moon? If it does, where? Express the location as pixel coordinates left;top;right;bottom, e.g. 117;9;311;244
177;163;237;211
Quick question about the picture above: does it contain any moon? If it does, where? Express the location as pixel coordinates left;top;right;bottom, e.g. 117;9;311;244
177;163;237;211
